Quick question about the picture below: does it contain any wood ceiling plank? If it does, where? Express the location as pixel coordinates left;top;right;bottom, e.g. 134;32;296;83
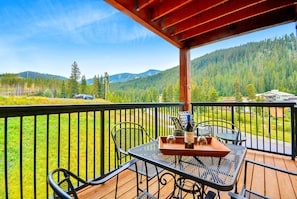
150;0;192;21
179;0;294;41
174;0;266;34
187;6;295;48
161;0;228;29
173;0;267;36
136;0;157;11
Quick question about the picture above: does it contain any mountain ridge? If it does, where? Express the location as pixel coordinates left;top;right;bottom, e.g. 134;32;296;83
18;71;68;80
10;69;161;84
109;69;160;83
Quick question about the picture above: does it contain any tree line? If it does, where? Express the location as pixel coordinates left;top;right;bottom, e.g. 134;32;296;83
0;61;109;99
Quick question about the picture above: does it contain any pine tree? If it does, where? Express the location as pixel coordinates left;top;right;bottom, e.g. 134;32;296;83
104;72;109;99
234;79;242;102
69;61;81;96
246;84;257;101
93;75;99;97
60;81;66;98
81;75;87;94
209;87;219;102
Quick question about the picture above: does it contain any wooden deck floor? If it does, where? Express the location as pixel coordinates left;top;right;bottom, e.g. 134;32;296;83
78;150;297;199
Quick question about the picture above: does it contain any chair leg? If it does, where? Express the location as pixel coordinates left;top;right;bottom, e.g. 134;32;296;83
217;190;221;199
135;162;140;197
156;168;160;199
115;174;119;199
139;172;143;183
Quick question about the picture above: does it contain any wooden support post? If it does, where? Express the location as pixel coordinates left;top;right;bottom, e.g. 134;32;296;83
179;47;191;111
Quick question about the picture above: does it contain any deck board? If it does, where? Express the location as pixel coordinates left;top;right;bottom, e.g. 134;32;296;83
78;150;297;199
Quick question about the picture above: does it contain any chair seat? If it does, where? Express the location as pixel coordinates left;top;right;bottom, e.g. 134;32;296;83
216;133;246;144
128;159;163;179
195;120;243;145
229;189;271;199
136;191;157;199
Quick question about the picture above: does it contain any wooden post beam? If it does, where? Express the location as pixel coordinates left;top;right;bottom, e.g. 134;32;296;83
179;47;191;111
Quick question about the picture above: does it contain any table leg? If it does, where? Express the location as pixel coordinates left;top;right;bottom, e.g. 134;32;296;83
159;172;205;198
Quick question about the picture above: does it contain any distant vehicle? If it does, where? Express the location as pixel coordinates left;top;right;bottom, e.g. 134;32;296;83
74;94;94;100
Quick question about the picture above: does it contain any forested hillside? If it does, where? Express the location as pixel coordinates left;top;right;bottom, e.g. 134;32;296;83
191;33;297;96
109;33;297;102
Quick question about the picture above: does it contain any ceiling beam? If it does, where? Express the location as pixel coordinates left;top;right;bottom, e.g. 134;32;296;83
187;6;296;48
179;0;294;41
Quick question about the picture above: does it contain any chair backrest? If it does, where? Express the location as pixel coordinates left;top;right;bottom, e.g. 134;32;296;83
194;120;241;143
47;168;88;199
111;122;154;165
239;159;297;199
48;162;137;199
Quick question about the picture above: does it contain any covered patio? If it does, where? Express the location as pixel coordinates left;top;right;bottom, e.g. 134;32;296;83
1;1;297;199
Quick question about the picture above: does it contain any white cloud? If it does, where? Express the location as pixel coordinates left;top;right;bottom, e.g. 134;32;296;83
0;0;156;44
36;2;112;32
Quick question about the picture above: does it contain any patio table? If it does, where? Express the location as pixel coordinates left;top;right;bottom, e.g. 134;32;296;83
128;140;246;198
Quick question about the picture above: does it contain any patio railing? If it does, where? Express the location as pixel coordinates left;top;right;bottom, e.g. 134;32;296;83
0;103;183;199
0;102;296;199
192;102;297;159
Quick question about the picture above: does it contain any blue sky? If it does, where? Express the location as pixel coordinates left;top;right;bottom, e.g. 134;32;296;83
0;0;295;78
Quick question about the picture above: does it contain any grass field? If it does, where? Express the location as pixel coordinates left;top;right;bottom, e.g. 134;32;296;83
0;96;117;199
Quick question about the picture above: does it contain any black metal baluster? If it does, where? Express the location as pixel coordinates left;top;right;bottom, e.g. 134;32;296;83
100;110;105;176
282;107;285;154
4;117;8;199
20;116;23;199
58;114;61;171
33;115;37;199
46;114;50;198
93;110;96;179
77;112;80;180
68;113;71;171
86;112;88;180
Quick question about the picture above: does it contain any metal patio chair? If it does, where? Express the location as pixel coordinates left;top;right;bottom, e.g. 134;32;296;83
47;163;136;199
194;119;246;145
229;159;297;199
111;122;162;198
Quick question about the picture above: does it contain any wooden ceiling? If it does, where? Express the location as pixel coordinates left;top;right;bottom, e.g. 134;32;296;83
104;0;297;49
